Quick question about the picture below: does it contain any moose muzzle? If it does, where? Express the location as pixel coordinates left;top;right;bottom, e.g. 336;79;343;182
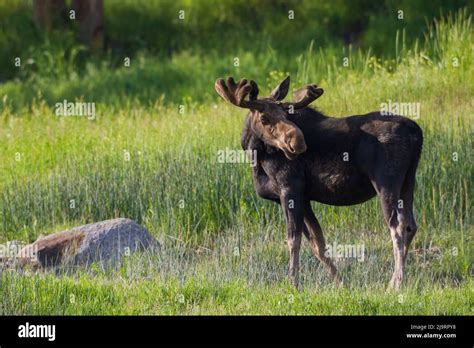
282;126;307;160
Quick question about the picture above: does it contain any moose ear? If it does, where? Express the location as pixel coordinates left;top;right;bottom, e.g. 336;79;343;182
269;76;290;101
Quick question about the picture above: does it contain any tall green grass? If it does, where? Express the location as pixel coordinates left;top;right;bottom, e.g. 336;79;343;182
1;227;472;314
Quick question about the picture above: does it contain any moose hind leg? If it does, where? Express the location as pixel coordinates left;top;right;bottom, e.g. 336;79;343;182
373;183;407;291
399;164;419;262
302;202;342;286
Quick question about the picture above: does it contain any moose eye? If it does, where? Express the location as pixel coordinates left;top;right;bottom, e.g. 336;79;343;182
260;114;270;125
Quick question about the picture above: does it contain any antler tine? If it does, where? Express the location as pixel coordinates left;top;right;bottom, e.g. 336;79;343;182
283;84;324;110
215;77;264;111
226;76;239;92
249;80;259;100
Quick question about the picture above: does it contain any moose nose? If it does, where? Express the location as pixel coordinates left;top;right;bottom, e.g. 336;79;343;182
285;128;307;154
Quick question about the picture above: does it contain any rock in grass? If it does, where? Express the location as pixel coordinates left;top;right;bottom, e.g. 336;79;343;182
17;218;159;269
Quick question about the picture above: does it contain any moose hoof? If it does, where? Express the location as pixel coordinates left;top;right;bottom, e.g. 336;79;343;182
387;273;403;292
290;278;300;290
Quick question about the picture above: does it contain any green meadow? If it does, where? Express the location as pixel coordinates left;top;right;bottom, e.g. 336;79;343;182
0;2;472;314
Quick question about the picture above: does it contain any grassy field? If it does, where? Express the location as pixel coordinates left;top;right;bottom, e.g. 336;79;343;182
0;7;472;315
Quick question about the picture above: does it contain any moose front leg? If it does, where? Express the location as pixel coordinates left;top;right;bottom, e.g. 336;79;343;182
280;188;304;288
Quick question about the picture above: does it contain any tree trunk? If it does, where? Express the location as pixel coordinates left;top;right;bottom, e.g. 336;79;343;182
72;0;104;51
33;0;66;30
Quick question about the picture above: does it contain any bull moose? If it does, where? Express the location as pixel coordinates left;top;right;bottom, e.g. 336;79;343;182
215;76;423;290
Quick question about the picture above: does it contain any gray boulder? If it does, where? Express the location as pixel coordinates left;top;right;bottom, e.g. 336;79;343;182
17;218;159;268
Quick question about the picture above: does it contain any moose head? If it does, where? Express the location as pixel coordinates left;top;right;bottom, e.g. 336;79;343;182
215;76;324;160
